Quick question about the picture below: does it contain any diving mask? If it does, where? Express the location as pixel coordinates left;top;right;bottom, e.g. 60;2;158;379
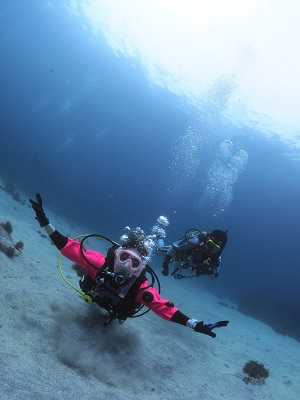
206;239;221;254
114;248;145;278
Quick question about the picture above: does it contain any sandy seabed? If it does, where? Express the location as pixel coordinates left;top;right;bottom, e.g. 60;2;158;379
0;181;299;400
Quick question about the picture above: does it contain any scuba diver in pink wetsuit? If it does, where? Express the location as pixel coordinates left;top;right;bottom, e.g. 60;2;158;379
30;193;229;338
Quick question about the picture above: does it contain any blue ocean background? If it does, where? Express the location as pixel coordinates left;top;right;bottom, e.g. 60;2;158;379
1;0;300;344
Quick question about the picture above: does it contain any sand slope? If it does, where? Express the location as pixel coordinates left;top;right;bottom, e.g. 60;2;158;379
0;183;299;400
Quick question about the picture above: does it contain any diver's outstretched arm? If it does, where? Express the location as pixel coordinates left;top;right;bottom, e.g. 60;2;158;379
29;193;68;249
139;286;229;338
171;310;229;338
30;193;105;277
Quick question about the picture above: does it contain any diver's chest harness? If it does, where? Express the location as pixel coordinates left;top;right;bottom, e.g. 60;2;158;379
171;231;217;279
80;265;147;326
58;234;160;326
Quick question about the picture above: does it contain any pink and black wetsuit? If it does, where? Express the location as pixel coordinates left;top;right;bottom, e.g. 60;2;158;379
49;230;191;326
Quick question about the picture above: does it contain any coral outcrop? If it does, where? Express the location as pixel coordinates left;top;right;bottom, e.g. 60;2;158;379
1;181;25;205
242;360;269;385
0;221;24;258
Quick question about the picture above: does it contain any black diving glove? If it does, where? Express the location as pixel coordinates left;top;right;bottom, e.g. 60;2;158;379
194;320;229;338
29;193;49;227
162;255;172;276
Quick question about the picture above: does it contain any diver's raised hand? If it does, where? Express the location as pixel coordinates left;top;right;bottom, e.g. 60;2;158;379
194;320;229;338
29;193;49;227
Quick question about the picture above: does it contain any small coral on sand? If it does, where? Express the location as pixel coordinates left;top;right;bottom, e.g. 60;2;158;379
242;360;269;385
0;222;24;258
0;221;13;235
0;244;16;258
2;182;25;204
14;241;24;251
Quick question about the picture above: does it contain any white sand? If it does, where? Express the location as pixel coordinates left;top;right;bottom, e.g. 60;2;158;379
0;181;299;400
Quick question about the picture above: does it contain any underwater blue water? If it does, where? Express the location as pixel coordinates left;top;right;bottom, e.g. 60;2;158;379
1;1;300;341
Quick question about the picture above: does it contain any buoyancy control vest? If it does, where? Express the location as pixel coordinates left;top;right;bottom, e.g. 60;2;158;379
62;234;160;326
174;232;221;276
79;259;152;326
94;267;147;326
